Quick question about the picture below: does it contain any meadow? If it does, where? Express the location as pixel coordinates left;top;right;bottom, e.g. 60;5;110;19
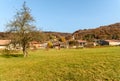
0;47;120;81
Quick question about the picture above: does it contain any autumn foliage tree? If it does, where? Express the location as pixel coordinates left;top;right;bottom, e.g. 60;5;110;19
7;2;37;57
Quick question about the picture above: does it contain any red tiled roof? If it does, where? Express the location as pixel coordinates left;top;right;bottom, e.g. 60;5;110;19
77;40;86;42
30;41;40;44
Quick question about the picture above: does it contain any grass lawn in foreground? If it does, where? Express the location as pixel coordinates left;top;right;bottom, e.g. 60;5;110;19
0;47;120;81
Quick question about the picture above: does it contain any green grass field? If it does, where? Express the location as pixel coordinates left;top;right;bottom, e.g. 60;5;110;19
0;47;120;81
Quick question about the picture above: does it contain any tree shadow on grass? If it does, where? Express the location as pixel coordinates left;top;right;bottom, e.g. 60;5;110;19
0;53;24;58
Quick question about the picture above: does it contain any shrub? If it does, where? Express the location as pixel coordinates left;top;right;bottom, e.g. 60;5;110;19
68;40;79;47
2;49;19;55
2;49;11;55
47;41;53;48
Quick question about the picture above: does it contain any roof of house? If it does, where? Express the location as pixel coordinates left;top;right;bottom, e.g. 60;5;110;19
77;40;86;43
0;40;11;45
30;41;40;44
105;40;120;42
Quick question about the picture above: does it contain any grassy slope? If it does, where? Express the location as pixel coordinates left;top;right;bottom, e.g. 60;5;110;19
0;47;120;81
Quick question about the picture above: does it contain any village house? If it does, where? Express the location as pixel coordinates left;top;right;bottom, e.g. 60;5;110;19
0;40;11;49
68;40;87;48
29;41;47;49
98;40;120;46
105;40;120;46
77;40;87;47
52;41;61;49
29;41;40;49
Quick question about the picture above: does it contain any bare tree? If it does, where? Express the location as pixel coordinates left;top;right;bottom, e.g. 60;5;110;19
7;2;37;57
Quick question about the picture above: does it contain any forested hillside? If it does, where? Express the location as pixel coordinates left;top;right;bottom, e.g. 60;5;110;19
73;23;120;41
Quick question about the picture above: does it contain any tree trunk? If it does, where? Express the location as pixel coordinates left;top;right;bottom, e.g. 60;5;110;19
23;50;28;57
23;46;28;57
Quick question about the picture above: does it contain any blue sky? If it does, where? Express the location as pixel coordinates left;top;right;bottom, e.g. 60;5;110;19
0;0;120;33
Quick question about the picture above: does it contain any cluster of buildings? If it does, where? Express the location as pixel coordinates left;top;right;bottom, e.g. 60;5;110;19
0;39;120;50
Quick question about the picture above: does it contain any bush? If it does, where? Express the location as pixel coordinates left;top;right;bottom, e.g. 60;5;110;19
2;49;11;55
68;40;79;47
2;49;19;55
47;41;53;48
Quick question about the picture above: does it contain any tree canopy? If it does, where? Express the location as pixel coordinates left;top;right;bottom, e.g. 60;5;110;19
7;2;37;57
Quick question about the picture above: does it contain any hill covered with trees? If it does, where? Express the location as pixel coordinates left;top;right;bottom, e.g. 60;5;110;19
73;23;120;41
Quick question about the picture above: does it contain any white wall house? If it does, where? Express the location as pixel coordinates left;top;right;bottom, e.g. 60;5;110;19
0;40;11;49
77;40;87;47
105;40;120;46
